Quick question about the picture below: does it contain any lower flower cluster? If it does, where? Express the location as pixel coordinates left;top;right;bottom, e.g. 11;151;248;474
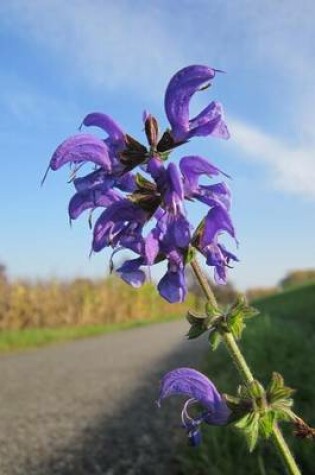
158;368;230;446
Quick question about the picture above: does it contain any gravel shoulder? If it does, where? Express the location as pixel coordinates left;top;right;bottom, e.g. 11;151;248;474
0;320;208;475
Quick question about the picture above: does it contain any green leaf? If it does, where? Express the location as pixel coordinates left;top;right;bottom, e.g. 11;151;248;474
205;301;221;319
235;412;260;452
234;412;253;430
246;421;260;452
259;411;276;438
209;329;222;350
270;402;296;422
187;324;208;339
226;295;259;340
249;380;265;400
186;310;208;325
267;372;295;404
186;311;211;339
225;395;253;423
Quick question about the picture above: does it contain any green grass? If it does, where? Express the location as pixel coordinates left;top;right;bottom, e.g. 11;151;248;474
178;284;315;475
0;314;180;354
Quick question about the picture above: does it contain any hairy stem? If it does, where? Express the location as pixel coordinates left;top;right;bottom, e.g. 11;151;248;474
221;331;254;384
271;424;301;475
190;258;301;475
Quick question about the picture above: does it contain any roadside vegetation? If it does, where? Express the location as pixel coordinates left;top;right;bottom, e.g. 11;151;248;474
178;283;315;474
0;263;194;352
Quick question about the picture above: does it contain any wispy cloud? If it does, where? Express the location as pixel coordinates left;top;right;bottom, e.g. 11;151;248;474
0;77;79;131
1;0;314;201
0;0;186;95
230;118;315;200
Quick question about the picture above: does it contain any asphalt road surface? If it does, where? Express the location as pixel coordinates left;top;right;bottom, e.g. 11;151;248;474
0;320;208;475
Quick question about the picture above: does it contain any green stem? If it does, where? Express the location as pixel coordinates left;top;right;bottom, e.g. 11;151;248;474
190;259;217;308
190;258;301;475
221;331;254;384
271;424;301;475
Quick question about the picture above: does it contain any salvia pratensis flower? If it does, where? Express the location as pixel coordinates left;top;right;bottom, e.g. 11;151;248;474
50;134;112;172
164;65;230;143
193;206;238;285
158;368;230;446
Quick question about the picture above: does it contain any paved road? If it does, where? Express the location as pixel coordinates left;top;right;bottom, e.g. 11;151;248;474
0;320;208;475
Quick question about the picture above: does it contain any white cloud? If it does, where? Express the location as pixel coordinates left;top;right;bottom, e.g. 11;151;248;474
1;0;315;201
230;118;315;200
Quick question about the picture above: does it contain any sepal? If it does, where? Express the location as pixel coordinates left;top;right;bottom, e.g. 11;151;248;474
235;412;260;452
186;310;211;339
266;372;296;422
226;295;259;340
208;329;222;350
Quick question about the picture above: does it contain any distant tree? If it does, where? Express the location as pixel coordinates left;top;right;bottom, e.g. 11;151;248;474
279;269;315;289
0;263;7;283
246;287;278;302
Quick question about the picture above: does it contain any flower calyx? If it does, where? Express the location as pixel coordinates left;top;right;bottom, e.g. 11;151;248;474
186;310;212;340
206;295;258;350
232;373;296;451
225;295;259;340
128;173;161;215
119;134;148;171
293;417;315;441
185;300;221;340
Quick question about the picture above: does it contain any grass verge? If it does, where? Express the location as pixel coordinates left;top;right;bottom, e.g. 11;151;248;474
0;314;180;354
178;284;315;475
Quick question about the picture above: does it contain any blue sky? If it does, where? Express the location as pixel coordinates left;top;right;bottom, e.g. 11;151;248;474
0;0;314;290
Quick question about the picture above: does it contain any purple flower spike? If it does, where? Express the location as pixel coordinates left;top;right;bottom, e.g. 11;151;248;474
165;65;229;142
158;368;230;446
47;63;237;298
50;134;112;171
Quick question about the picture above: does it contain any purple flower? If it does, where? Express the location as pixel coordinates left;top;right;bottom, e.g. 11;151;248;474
82;112;125;148
198;206;238;284
80;112;128;173
116;257;146;288
143;209;191;303
157;249;187;303
158;368;230;446
92;199;149;253
73;168;136;194
180;155;231;210
68;188;121;220
50;134;112;171
164;65;230;143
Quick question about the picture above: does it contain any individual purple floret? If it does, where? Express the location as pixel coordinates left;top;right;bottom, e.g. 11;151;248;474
47;64;237;302
195;205;238;285
158;368;230;446
164;65;230;143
